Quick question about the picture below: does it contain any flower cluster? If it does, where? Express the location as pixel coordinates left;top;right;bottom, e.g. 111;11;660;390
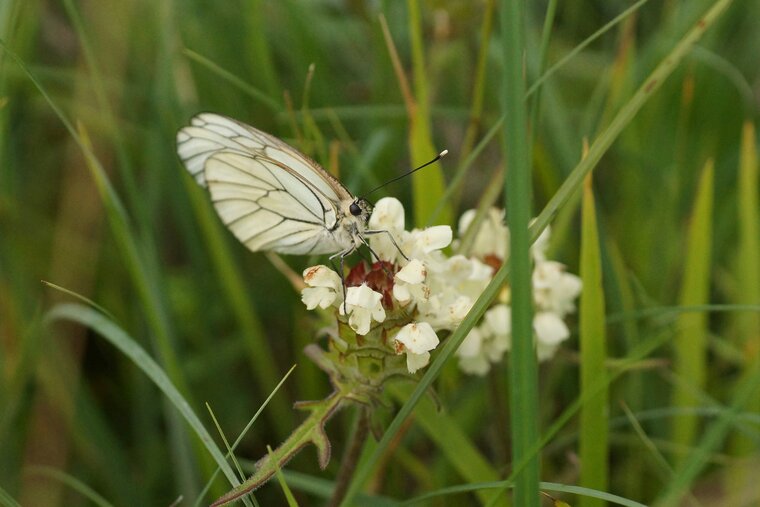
300;198;581;376
453;209;582;374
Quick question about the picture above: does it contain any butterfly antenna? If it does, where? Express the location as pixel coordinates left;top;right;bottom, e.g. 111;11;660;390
362;150;448;198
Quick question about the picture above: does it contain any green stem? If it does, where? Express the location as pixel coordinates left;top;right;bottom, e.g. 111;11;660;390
210;392;347;507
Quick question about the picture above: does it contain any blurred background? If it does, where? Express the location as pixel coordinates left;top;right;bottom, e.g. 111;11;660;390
1;0;759;505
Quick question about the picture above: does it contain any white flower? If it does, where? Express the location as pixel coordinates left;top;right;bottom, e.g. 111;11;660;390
393;259;429;306
368;197;407;263
533;260;582;316
457;208;509;259
301;265;342;310
340;284;386;335
456;328;491;376
482;305;511;358
393;322;440;373
534;311;569;361
408;226;452;256
455;305;511;375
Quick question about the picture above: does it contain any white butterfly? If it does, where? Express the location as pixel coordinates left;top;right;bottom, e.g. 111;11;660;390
176;112;399;266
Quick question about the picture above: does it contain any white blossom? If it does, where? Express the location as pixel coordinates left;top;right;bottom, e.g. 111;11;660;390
457;328;491;376
534;311;570;361
299;198;581;376
482;305;511;359
393;259;429;306
368;197;407;263
455;305;511;375
339;284;386;335
393;322;440;373
301;265;343;310
533;260;582;316
457;208;509;259
406;226;452;257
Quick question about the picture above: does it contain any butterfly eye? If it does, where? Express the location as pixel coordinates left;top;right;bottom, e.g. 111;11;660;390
349;202;362;216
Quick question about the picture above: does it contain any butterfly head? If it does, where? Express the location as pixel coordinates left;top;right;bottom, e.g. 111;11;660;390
349;198;373;224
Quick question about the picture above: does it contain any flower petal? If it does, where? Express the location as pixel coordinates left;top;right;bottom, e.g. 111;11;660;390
301;287;336;310
345;284;382;309
395;259;426;284
369;197;405;231
394;322;439;354
406;351;431;374
414;225;453;253
534;312;569;346
303;265;342;289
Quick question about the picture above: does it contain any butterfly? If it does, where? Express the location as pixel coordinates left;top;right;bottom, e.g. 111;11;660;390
176;112;411;274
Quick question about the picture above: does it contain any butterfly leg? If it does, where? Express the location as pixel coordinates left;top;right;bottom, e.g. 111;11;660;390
358;235;394;279
363;229;409;261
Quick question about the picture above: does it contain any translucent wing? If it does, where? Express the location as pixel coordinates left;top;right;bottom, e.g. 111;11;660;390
177;113;355;255
204;151;346;255
177;113;352;201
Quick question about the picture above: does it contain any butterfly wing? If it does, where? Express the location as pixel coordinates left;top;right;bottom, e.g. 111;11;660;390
177;113;352;255
177;113;352;200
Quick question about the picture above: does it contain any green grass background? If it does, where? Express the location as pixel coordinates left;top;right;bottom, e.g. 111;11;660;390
1;0;759;505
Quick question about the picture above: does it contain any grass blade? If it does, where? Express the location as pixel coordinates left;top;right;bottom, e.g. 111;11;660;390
579;175;608;507
531;0;735;237
725;120;760;502
671;159;714;464
46;304;240;491
389;385;508;507
501;1;539;506
396;1;451;227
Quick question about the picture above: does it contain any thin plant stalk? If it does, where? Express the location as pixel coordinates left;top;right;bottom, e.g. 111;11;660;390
502;1;539;507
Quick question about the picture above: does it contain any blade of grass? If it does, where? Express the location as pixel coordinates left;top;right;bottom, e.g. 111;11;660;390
195;365;297;507
383;2;451;226
605;241;645;498
268;445;299;507
282;470;397;506
501;1;539;506
401;480;647;507
41;280;115;321
433;0;654;228
46;303;241;490
60;0;143;230
655;360;760;506
532;0;734;235
182;49;281;113
0;485;21;507
0;40;208;497
525;0;651;99
735;120;760;384
526;0;558;152
726;120;760;502
579;174;608;507
671;159;713;466
244;0;280;99
24;466;114;507
457;0;495;166
388;384;509;507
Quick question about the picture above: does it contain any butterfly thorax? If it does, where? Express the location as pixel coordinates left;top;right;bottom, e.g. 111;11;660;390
334;198;372;250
